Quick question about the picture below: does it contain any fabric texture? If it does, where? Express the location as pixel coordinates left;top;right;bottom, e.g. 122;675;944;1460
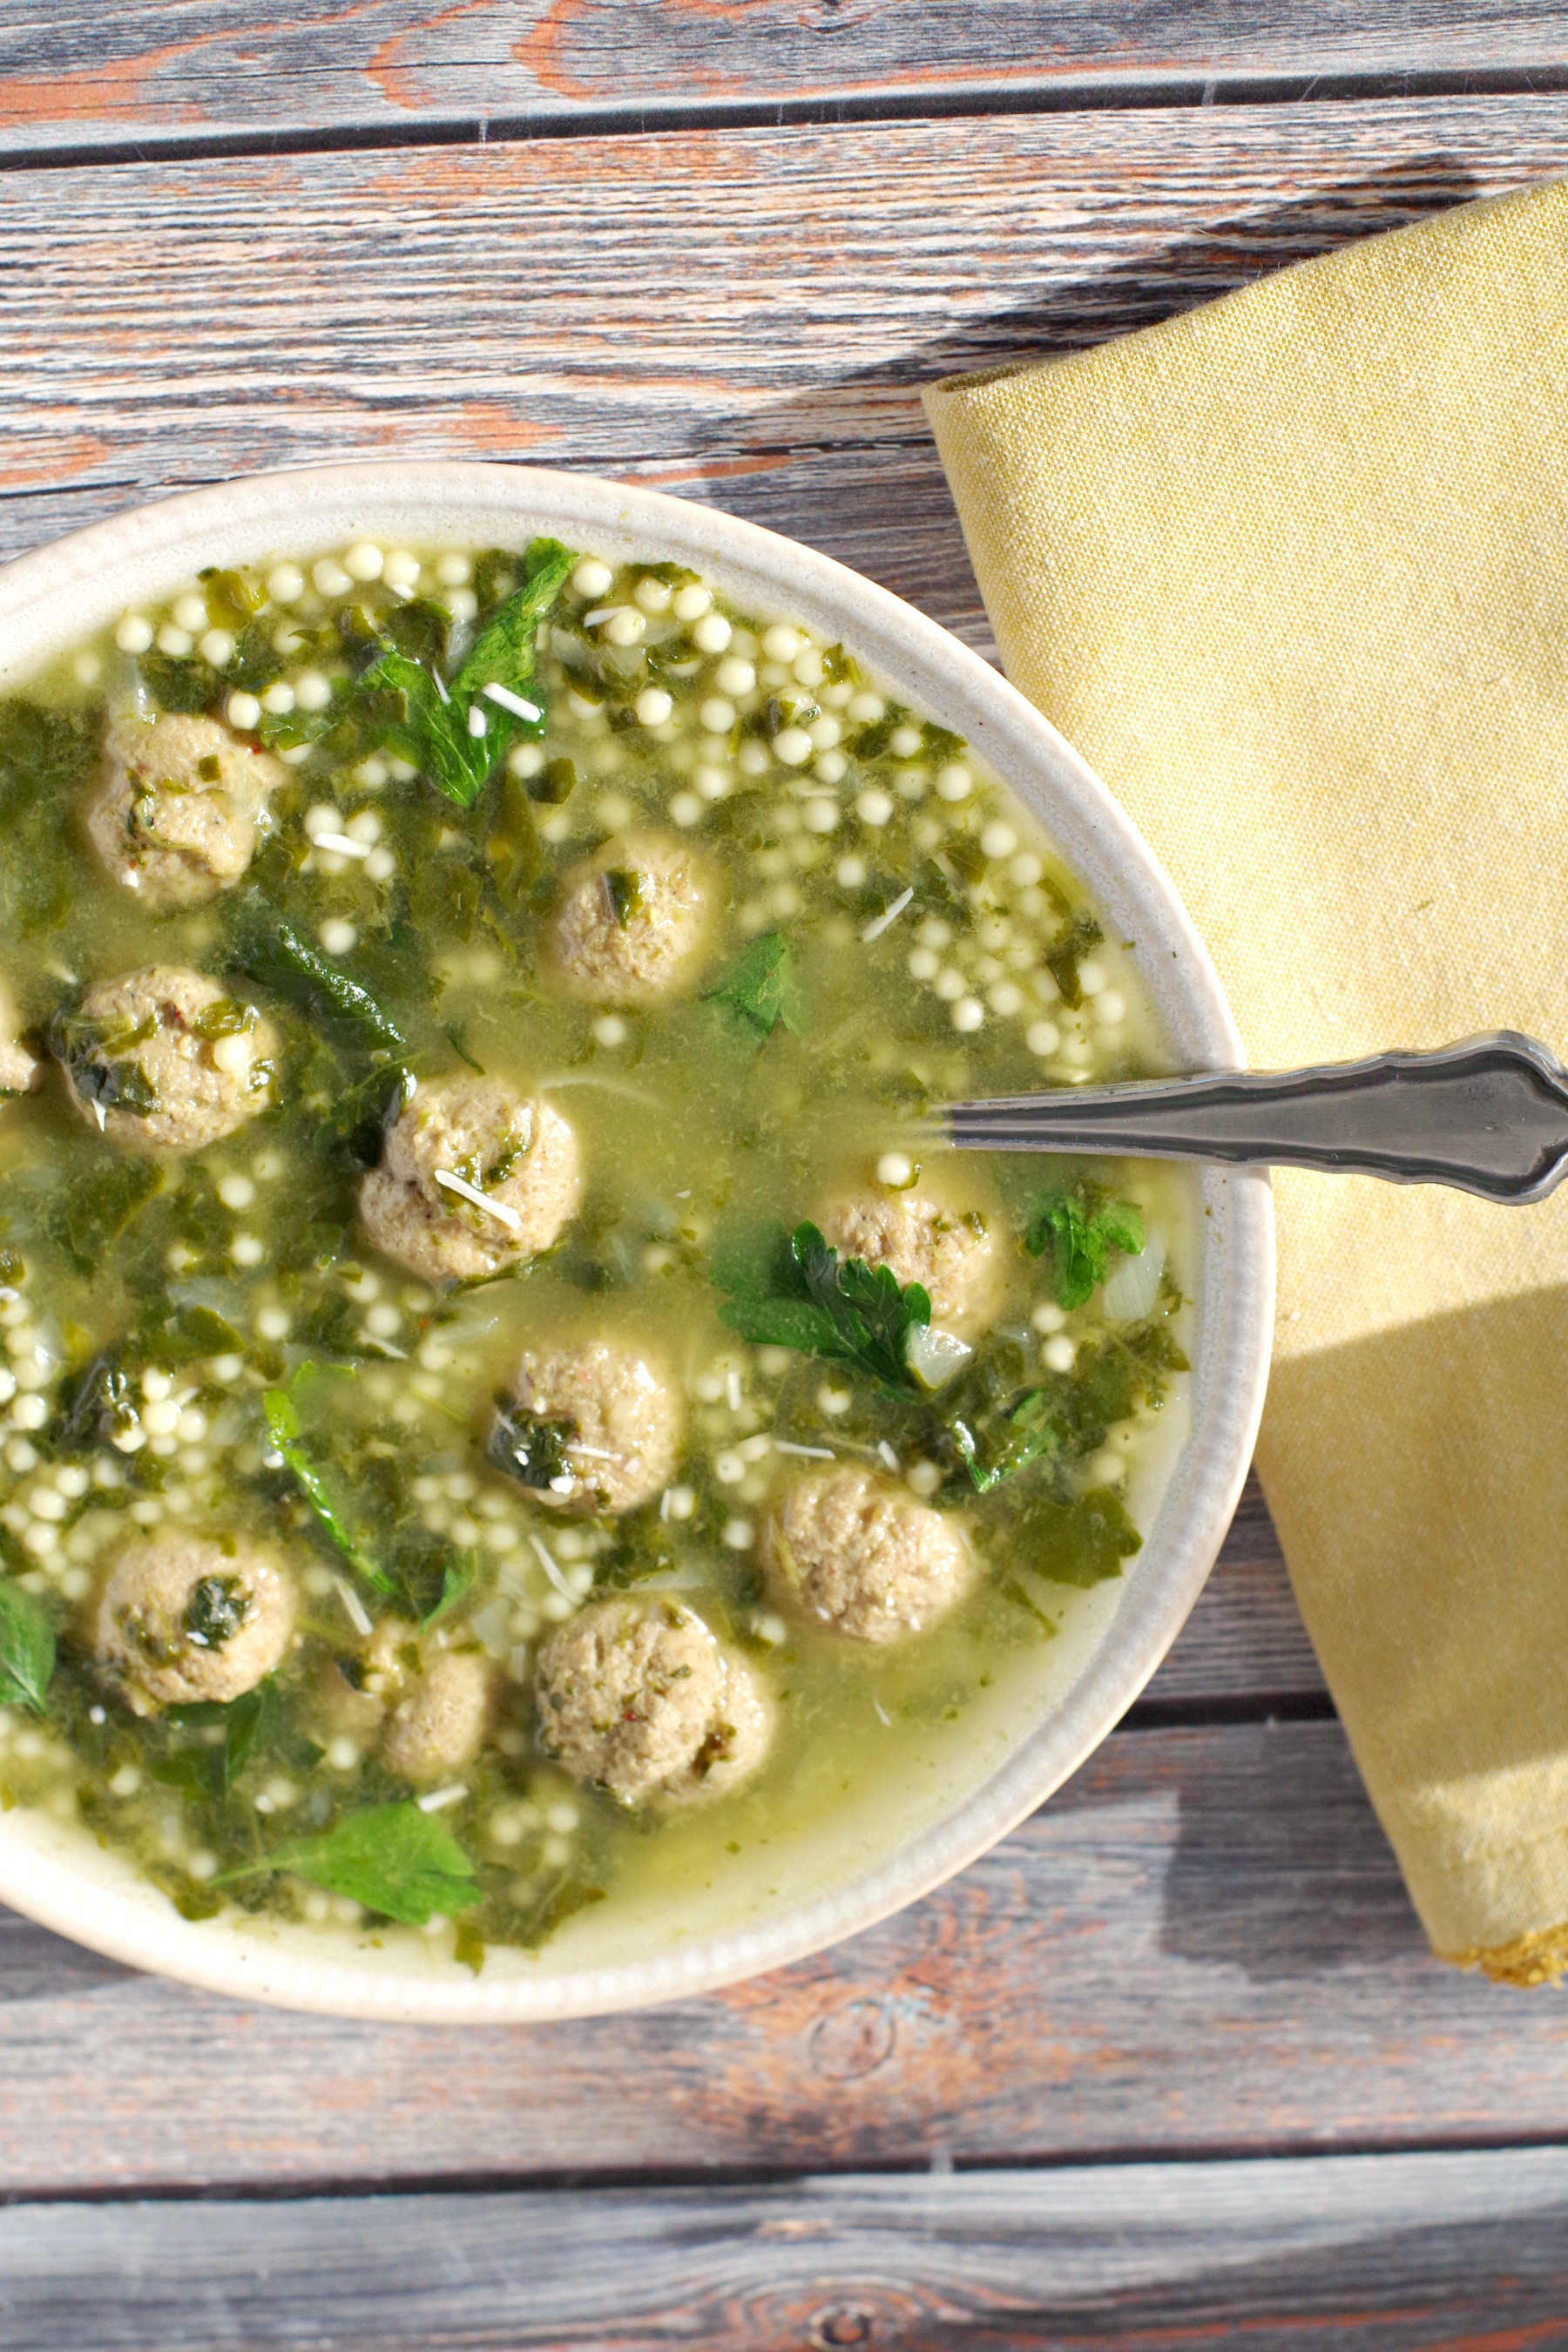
924;179;1568;1983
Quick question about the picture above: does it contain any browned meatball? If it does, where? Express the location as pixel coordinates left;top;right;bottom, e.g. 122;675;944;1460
760;1467;972;1644
494;1341;679;1516
360;1078;581;1284
84;711;285;907
57;966;277;1152
549;830;713;1005
535;1597;772;1808
91;1532;295;1707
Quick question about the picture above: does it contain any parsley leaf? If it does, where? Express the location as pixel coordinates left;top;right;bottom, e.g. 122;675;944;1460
218;1801;479;1925
0;1580;55;1715
1024;1184;1146;1311
356;538;576;808
711;1219;930;1393
705;932;803;1040
261;1381;395;1593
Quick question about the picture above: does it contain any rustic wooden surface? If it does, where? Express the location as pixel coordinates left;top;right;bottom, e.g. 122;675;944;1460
6;2150;1568;2351
2;3;1568;155
1;18;1565;2346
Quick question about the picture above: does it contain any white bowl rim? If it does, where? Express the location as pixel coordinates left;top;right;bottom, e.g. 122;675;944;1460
0;460;1274;2021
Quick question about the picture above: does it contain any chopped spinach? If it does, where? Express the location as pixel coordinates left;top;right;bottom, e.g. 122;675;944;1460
0;1581;55;1715
261;1382;394;1593
604;868;645;928
488;1404;575;1493
1044;909;1104;1009
994;1487;1144;1590
705;932;802;1041
181;1575;250;1650
232;907;408;1053
44;1157;164;1278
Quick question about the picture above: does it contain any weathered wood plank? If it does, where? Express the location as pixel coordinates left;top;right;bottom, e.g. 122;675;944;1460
1;101;1565;654
2;3;1567;155
1152;1470;1323;1703
0;1719;1558;2195
5;2150;1568;2349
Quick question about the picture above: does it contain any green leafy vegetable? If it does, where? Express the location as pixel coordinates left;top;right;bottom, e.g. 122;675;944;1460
160;1680;280;1798
261;1384;394;1592
1000;1487;1144;1589
233;908;407;1052
44;1157;164;1278
604;868;645;928
217;1801;480;1925
487;1405;575;1493
1024;1185;1146;1312
711;1220;929;1393
139;652;218;716
1044;909;1104;1008
705;932;802;1040
484;774;544;904
452;537;575;703
136;1302;247;1364
0;1580;55;1715
182;1575;250;1650
334;537;577;808
948;1386;1059;1494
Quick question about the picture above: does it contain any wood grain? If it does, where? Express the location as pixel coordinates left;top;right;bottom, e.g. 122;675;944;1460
1;100;1565;655
0;1718;1559;2196
6;2150;1568;2349
1;2;1567;156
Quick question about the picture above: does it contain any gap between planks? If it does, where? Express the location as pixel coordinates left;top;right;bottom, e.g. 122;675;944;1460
2;2151;1568;2351
7;64;1568;177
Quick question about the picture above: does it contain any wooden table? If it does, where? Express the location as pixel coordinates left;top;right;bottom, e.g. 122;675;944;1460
3;11;1568;2344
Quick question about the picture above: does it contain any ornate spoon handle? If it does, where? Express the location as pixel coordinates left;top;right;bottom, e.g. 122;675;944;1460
941;1031;1568;1205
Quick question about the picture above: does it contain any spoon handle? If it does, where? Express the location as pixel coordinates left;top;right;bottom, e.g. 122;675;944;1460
942;1031;1568;1205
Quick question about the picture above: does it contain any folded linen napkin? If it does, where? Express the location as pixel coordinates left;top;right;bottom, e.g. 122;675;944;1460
925;179;1568;1984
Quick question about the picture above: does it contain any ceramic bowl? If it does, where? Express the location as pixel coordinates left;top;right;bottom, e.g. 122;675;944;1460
0;463;1273;2019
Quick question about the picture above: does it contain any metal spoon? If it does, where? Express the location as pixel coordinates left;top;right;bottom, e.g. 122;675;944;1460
941;1031;1568;1206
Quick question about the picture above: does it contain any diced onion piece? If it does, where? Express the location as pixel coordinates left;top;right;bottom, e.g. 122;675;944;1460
1102;1232;1166;1322
904;1322;974;1390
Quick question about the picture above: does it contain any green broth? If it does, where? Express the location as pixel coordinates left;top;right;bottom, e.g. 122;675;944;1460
0;540;1193;1963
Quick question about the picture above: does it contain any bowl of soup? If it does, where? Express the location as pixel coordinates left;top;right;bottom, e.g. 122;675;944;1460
0;463;1272;2019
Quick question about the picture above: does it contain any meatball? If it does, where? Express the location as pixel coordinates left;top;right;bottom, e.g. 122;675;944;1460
494;1340;679;1515
57;965;278;1152
760;1468;972;1644
0;987;39;1105
549;829;713;1004
84;710;285;908
536;1597;772;1808
819;1187;1002;1339
360;1078;580;1285
382;1650;497;1784
91;1532;295;1707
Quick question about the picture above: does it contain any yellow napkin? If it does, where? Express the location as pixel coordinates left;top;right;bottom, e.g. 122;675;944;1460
925;179;1568;1984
